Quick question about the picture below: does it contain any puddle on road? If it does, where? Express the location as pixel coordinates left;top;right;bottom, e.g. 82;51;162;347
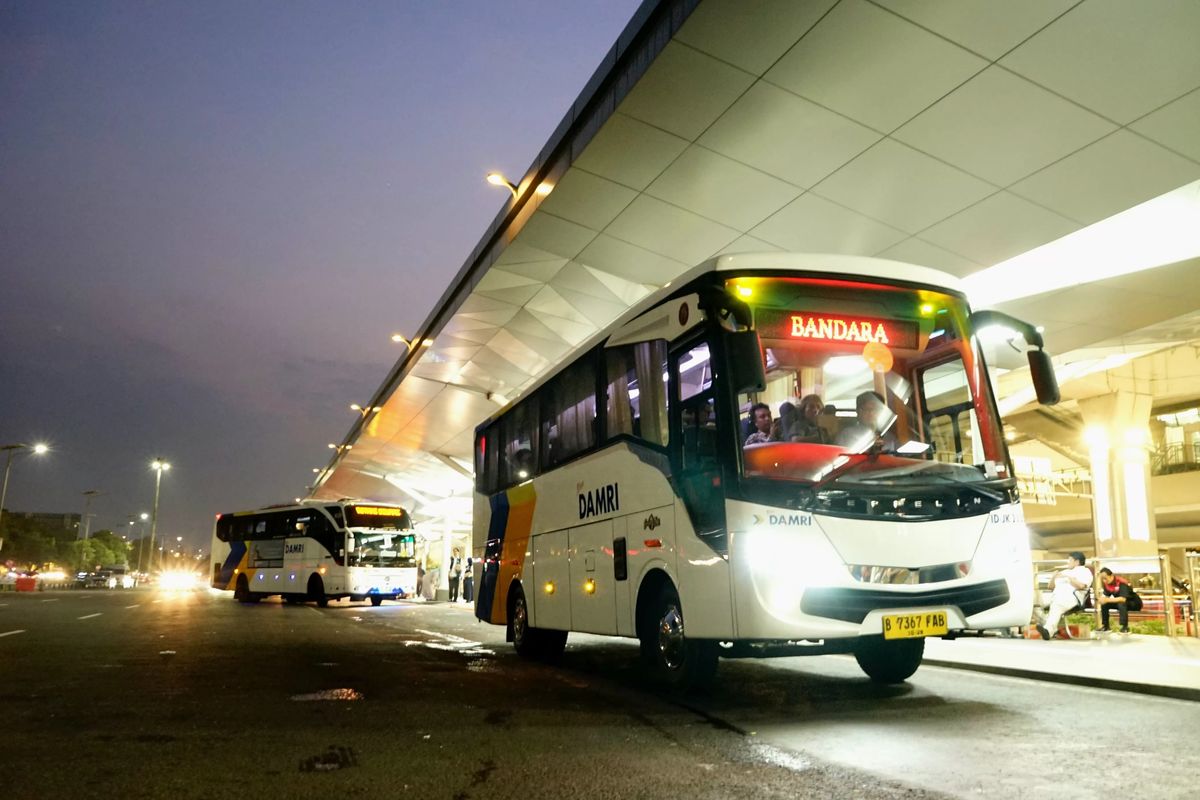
466;659;499;674
299;745;358;772
749;742;811;773
290;688;364;702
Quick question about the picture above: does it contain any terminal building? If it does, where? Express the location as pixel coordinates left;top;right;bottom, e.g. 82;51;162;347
311;0;1200;634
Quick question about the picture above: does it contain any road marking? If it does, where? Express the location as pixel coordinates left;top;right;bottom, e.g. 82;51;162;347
40;598;59;603
0;630;25;638
125;604;141;609
78;613;102;620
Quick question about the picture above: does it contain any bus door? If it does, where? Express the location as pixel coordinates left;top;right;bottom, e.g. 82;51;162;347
672;338;725;538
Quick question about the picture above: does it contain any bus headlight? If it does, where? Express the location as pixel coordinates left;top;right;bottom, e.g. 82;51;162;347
742;529;845;613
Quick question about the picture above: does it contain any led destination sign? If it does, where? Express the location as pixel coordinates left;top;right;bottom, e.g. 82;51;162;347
755;309;918;350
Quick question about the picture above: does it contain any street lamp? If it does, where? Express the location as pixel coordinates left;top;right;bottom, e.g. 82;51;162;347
148;458;170;573
135;512;149;573
0;443;49;540
486;171;518;197
349;403;382;418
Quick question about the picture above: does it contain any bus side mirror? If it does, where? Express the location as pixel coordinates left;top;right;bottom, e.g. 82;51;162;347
727;330;766;394
1027;348;1060;406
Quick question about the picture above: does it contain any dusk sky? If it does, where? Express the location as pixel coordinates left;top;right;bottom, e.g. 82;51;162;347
1;0;643;551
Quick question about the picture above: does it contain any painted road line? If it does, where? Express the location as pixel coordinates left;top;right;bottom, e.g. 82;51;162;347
124;604;141;609
40;598;59;603
78;613;102;620
0;630;25;638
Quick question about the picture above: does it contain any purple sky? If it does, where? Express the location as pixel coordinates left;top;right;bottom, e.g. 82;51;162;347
1;0;643;552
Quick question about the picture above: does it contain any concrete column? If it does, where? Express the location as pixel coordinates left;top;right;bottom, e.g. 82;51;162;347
436;517;453;601
1078;391;1159;561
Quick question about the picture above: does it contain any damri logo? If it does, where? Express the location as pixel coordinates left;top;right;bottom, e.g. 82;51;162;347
579;482;620;520
752;513;813;526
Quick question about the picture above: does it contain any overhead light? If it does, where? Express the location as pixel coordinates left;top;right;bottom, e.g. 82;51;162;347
486;172;518;197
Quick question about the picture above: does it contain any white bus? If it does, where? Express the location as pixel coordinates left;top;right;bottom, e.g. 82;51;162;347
472;253;1059;687
211;500;418;606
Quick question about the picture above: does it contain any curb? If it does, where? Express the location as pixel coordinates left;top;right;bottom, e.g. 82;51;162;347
924;658;1200;702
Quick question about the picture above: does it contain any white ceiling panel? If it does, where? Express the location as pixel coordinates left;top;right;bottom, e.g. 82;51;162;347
546;260;623;302
1000;0;1200;124
583;265;656;306
576;233;688;285
893;66;1115;186
699;81;881;188
605;195;741;265
555;287;631;328
536;168;638;231
814;138;996;233
765;0;986;132
718;233;784;256
874;0;1077;61
572;113;689;191
919;190;1078;266
750;192;907;254
493;256;567;283
675;0;836;76
1130;88;1200;163
645;145;801;231
512;212;597;260
874;236;984;278
1010;130;1200;226
618;40;755;141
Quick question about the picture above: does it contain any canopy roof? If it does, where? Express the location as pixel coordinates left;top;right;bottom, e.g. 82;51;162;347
313;0;1200;533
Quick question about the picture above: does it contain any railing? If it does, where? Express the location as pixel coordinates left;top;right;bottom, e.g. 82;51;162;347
1150;442;1200;476
1015;466;1092;504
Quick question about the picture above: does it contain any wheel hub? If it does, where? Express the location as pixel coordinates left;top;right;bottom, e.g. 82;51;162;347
657;605;684;669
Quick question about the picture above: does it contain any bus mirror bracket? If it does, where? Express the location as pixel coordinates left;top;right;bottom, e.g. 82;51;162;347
971;309;1060;406
727;330;766;394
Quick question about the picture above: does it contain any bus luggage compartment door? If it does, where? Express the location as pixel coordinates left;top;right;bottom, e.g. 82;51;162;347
531;530;571;630
568;520;618;635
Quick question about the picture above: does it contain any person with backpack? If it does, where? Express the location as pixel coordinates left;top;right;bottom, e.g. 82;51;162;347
1097;567;1143;633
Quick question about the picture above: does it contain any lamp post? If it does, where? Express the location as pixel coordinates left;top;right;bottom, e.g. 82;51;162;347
0;443;49;544
134;512;149;573
148;459;170;573
80;489;101;539
349;404;382;418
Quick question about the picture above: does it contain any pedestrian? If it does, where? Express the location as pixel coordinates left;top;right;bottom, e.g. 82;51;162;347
1097;567;1142;633
463;556;474;603
1035;551;1092;641
447;547;463;602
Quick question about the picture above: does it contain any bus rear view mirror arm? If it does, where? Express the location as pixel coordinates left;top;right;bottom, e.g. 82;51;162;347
971;309;1060;406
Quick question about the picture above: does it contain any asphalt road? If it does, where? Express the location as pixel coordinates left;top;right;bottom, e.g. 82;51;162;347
0;588;1194;799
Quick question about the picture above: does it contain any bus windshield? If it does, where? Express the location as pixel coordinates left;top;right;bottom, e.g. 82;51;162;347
346;531;418;568
729;276;1010;499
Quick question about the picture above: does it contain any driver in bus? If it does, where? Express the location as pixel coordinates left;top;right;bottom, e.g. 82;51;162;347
835;390;896;451
743;402;774;446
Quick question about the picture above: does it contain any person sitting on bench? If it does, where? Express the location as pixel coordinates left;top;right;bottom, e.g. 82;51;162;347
1097;567;1142;633
1035;551;1092;641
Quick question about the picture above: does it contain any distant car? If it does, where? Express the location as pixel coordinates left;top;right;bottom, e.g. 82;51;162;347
105;568;135;589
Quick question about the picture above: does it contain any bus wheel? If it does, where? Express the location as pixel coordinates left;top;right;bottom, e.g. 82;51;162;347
510;585;566;661
641;583;717;690
370;595;383;607
854;636;924;684
307;575;329;608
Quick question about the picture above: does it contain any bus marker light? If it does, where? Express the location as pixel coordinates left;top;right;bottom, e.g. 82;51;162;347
319;567;327;575
644;539;662;549
583;579;596;595
543;581;555;595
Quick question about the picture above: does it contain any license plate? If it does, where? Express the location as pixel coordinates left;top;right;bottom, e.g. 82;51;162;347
882;610;949;640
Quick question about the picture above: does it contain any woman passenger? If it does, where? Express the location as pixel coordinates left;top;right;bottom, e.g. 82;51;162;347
790;394;829;443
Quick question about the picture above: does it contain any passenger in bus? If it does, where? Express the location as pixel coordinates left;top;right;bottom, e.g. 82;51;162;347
744;402;773;446
834;391;896;451
789;394;829;443
772;401;796;441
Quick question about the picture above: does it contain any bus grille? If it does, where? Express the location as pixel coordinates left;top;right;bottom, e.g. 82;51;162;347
800;579;1010;623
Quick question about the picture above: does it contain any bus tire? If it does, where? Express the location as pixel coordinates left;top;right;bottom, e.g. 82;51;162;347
234;575;259;603
370;595;383;607
509;584;567;661
854;635;924;684
640;582;717;690
308;575;329;608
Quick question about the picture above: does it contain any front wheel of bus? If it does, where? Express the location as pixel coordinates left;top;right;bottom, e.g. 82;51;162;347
307;575;329;608
642;584;717;690
854;636;924;684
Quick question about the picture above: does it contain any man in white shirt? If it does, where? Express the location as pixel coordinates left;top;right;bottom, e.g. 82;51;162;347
1035;551;1093;641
